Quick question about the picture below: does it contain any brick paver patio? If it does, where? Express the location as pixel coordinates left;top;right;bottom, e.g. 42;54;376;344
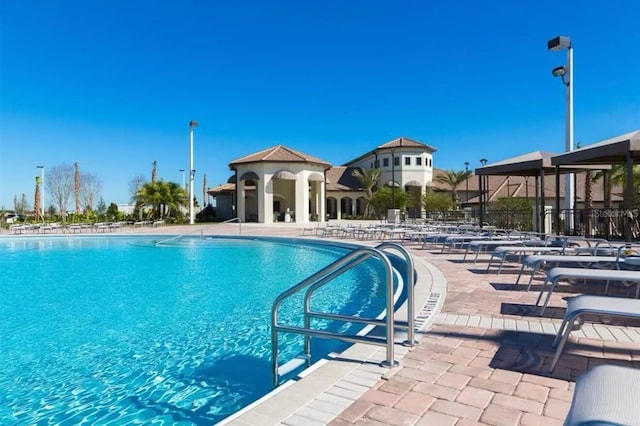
329;240;640;426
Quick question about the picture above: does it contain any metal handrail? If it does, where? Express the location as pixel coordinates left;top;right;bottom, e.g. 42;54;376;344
155;217;242;246
302;242;416;355
375;243;416;345
271;245;407;387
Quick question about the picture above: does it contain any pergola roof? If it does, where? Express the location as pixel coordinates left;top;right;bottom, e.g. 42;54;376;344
475;150;607;176
551;130;640;165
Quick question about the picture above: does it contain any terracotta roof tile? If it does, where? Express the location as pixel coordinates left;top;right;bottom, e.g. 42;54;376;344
325;166;363;191
229;145;331;167
378;136;437;152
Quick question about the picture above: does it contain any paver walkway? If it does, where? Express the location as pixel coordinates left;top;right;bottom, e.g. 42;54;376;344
329;242;640;425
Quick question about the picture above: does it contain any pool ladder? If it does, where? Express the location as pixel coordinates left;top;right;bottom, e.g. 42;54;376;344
271;242;416;387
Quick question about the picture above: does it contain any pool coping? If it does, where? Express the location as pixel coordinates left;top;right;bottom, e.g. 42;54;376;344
220;244;448;425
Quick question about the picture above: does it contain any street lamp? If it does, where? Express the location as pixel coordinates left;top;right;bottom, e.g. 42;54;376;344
464;162;469;207
36;165;44;219
548;35;574;231
189;121;198;225
179;169;186;191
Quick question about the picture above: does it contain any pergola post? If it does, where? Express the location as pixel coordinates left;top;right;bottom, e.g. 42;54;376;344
625;151;634;241
478;174;483;227
555;166;561;235
540;168;546;234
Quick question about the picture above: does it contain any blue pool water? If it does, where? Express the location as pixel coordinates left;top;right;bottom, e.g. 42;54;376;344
0;236;394;424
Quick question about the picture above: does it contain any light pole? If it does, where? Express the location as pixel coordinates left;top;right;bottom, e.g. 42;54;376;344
464;162;469;207
189;121;198;225
37;165;44;219
179;169;186;191
391;149;396;211
548;35;574;232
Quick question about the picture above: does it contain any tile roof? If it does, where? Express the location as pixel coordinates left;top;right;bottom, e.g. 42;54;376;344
378;136;437;152
229;145;331;167
325;166;363;191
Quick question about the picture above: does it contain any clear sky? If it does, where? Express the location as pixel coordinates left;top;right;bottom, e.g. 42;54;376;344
1;0;639;210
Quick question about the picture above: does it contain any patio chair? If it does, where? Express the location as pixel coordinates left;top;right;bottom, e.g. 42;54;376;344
563;364;640;425
536;268;640;316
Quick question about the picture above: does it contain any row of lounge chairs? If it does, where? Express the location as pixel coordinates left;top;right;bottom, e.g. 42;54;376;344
7;220;166;234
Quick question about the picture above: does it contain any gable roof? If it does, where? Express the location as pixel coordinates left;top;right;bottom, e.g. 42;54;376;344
229;145;331;168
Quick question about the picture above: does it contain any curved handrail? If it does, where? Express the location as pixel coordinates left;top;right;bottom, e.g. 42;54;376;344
155;217;242;246
375;243;416;345
271;246;395;386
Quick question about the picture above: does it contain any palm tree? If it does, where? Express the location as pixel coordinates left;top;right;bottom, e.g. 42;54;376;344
352;168;382;219
74;162;81;214
202;173;208;207
434;170;472;209
134;180;187;220
151;161;158;183
34;176;42;222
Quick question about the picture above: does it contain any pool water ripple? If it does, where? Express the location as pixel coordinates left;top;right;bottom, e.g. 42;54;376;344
0;236;393;424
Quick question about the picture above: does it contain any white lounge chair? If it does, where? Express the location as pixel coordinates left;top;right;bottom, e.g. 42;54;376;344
550;295;640;371
563;364;640;425
517;255;624;287
536;268;640;316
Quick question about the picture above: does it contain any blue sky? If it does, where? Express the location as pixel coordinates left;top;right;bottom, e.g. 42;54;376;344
1;0;639;210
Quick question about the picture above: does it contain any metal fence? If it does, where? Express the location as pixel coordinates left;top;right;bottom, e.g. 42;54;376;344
414;208;639;239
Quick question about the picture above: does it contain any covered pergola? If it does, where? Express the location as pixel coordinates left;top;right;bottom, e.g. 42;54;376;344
475;151;605;233
551;130;640;241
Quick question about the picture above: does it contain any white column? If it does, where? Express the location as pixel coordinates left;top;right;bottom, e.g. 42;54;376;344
319;183;326;223
238;181;246;222
295;176;307;224
260;177;270;224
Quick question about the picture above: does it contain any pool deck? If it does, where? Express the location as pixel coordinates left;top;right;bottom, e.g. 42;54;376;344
4;222;639;425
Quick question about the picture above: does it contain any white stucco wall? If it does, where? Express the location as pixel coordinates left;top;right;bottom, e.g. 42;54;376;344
233;162;327;224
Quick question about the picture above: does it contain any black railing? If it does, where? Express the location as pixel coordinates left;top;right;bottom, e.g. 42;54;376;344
414;208;639;240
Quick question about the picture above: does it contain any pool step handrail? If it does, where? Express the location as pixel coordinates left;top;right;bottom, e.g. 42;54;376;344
155;217;242;246
271;243;415;387
301;242;416;358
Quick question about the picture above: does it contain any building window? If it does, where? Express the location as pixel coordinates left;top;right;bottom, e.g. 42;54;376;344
428;158;432;167
383;158;389;167
375;159;380;168
370;162;373;168
405;157;411;166
394;157;400;167
416;157;422;166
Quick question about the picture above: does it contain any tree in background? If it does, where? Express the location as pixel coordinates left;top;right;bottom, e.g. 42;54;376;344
151;161;158;183
96;197;107;216
488;197;534;230
134;180;188;220
434;170;472;209
33;176;42;222
47;164;74;221
106;203;120;220
369;186;410;219
74;162;81;214
80;172;102;213
202;173;208;207
422;191;452;214
351;168;382;219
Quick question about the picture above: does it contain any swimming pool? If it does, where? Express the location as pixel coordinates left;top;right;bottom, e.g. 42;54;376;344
0;236;399;424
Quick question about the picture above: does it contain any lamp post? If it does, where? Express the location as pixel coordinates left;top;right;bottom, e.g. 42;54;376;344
37;165;44;219
464;162;469;207
391;149;396;210
189;121;198;225
179;169;186;191
548;35;574;232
